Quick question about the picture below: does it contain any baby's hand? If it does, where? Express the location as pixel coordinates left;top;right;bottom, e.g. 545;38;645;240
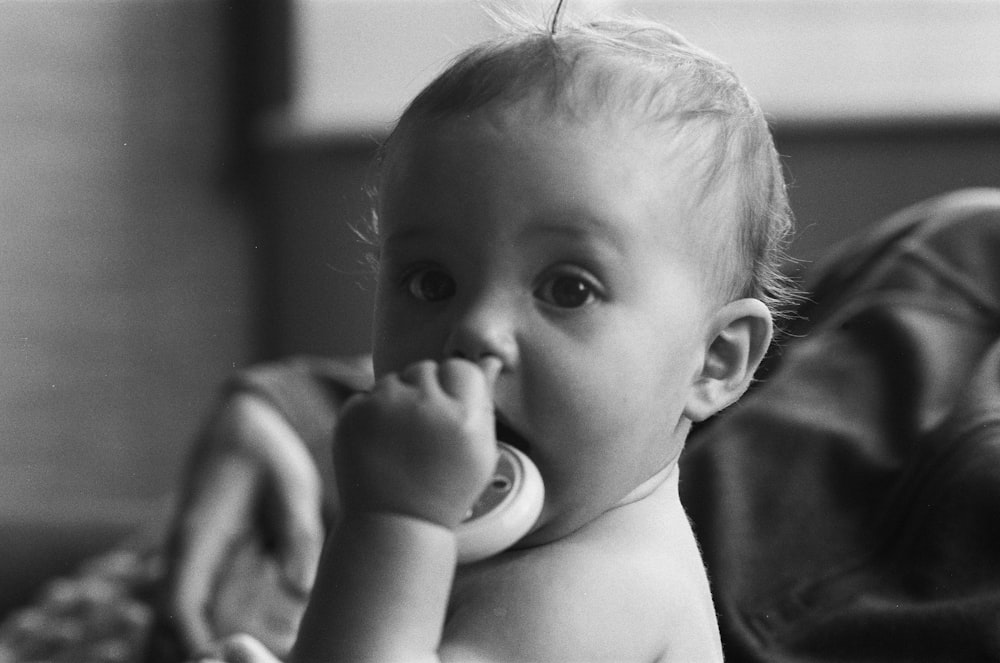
334;357;500;529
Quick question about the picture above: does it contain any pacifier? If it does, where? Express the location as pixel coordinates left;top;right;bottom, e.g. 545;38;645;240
455;441;544;564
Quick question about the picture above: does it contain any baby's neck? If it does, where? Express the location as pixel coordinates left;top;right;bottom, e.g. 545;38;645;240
554;458;689;560
611;459;680;511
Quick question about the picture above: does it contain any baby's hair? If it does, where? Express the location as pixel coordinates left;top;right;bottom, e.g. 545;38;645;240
549;0;567;35
371;13;798;322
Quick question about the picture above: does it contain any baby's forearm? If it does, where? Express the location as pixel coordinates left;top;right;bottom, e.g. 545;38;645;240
290;512;455;663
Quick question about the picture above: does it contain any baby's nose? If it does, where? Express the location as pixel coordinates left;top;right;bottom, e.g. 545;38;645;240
443;304;517;368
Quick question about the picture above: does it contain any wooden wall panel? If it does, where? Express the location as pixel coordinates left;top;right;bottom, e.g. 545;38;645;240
0;1;256;525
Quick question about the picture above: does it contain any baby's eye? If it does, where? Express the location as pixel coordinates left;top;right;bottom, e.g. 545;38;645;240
405;267;455;302
535;273;600;309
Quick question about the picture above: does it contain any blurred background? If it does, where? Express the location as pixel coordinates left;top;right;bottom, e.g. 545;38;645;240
1;0;998;615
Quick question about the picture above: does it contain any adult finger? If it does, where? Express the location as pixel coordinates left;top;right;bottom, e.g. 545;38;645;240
218;633;283;663
259;420;324;595
227;394;324;594
169;457;257;653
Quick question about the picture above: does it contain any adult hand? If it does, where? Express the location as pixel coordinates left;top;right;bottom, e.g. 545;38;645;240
192;633;283;663
164;392;325;658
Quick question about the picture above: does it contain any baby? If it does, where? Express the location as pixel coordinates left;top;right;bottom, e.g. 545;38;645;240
206;13;791;663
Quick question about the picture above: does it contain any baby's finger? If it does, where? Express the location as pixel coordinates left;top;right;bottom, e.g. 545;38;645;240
437;357;497;404
397;359;439;389
478;355;503;386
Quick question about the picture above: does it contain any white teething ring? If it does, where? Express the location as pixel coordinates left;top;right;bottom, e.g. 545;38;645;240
455;441;544;564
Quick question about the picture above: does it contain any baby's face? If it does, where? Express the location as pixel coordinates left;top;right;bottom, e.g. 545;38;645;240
373;105;721;544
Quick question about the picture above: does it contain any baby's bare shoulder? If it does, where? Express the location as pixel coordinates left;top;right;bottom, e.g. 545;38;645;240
444;511;721;662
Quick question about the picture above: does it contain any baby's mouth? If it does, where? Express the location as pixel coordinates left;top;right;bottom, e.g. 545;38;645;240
494;414;531;457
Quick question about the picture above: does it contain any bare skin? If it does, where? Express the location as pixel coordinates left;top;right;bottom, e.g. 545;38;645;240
443;463;721;662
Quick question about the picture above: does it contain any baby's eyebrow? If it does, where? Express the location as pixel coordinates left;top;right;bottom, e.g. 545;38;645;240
518;216;627;255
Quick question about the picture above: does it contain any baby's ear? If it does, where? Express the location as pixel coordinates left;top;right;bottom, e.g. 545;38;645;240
684;298;773;422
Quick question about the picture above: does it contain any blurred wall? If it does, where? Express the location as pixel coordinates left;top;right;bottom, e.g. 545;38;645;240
777;123;1000;265
0;1;256;531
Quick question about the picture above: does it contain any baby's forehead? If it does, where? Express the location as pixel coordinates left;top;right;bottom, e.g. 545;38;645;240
388;106;727;218
383;115;731;242
392;92;719;177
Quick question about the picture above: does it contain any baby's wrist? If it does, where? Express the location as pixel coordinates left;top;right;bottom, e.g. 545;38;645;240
337;475;482;531
331;510;459;568
336;508;459;542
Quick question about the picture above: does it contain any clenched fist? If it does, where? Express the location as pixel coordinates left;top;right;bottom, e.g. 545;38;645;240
334;358;501;529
